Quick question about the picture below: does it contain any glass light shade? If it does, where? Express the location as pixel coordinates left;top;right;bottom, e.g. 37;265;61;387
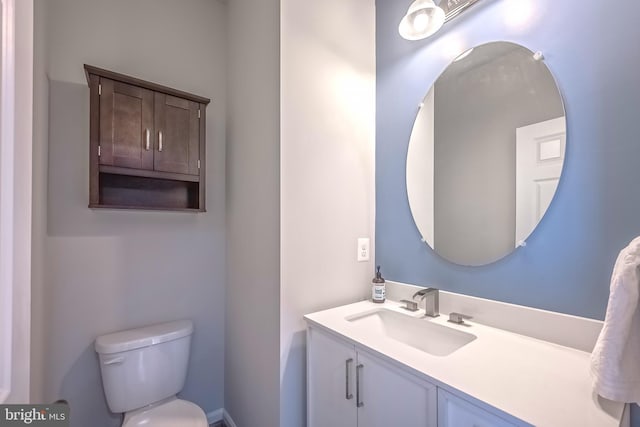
399;0;445;40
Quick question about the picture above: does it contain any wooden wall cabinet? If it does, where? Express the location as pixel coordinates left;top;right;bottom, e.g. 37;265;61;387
85;65;210;211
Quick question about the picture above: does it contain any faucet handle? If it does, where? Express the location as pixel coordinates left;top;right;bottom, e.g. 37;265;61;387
448;312;472;325
399;299;419;312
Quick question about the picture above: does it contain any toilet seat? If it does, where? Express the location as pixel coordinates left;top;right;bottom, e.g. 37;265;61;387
122;398;208;427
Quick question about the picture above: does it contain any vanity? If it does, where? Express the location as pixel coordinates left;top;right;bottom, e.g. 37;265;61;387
305;285;628;427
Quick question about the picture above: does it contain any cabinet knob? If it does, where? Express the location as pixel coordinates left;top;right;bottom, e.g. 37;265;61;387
158;131;163;152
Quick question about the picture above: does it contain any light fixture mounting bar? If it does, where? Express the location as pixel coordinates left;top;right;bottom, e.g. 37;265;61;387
440;0;483;22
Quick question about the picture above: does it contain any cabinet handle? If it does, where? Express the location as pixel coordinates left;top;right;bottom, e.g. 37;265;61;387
356;364;364;408
145;129;150;151
158;131;163;152
345;358;353;400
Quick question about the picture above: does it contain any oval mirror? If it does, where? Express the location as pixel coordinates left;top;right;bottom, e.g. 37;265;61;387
406;41;566;266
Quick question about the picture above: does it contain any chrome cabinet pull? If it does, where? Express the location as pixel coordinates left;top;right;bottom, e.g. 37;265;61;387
356;364;364;408
145;129;150;150
345;358;353;400
158;131;163;152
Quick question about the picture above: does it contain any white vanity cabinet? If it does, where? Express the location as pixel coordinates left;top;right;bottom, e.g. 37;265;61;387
306;300;627;427
307;326;437;427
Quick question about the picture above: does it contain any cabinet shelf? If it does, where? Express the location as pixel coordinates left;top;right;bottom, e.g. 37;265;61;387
89;204;203;213
95;173;201;211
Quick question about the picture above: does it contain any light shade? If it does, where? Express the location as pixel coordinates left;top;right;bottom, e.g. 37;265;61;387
399;0;445;40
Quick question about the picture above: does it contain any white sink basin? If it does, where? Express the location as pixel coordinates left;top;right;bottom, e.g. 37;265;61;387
346;308;476;356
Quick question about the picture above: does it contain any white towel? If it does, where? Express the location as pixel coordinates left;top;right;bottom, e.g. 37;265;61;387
591;236;640;404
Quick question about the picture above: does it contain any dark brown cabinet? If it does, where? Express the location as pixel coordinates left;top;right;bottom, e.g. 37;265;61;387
85;65;209;211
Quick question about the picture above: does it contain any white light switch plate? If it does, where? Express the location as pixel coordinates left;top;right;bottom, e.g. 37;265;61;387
357;238;370;262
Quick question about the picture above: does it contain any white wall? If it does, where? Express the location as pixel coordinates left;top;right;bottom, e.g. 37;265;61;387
280;1;376;425
225;0;281;426
33;1;227;425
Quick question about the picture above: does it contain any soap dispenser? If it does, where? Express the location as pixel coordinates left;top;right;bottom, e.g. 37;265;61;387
372;265;386;303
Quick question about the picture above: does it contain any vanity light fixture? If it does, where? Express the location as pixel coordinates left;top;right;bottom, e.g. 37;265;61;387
399;0;484;41
399;0;445;41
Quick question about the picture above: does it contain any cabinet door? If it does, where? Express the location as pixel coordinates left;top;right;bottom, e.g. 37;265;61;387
438;389;519;427
99;78;154;169
356;350;437;427
154;93;200;175
307;328;357;427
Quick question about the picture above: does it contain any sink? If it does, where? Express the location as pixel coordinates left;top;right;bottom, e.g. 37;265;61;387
346;308;476;356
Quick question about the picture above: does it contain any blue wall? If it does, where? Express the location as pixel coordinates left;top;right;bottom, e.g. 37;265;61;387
376;1;640;423
376;0;640;320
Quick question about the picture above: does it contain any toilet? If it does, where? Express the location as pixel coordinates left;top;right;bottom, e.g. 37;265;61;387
95;320;208;427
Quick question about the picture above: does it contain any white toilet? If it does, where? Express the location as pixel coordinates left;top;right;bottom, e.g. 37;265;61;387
95;320;208;427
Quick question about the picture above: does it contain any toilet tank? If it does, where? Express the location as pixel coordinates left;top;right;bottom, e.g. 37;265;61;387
95;320;194;413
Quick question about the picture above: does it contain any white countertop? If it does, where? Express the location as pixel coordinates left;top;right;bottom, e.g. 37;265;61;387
304;299;626;427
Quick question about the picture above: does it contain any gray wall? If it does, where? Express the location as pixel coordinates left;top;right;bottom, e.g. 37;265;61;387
225;0;281;426
433;44;564;265
33;1;227;426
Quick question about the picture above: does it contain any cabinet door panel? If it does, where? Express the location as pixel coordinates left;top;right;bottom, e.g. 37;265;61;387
307;328;357;427
438;389;519;427
357;351;437;427
99;78;154;169
154;93;200;175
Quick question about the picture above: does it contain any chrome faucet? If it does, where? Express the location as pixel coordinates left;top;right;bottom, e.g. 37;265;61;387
412;288;439;317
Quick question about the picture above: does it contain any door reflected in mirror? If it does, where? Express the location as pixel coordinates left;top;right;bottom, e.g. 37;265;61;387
406;41;566;266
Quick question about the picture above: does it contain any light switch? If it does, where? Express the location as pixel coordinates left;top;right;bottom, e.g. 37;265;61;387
357;238;370;262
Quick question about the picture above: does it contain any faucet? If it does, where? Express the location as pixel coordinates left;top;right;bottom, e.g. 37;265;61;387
413;288;439;317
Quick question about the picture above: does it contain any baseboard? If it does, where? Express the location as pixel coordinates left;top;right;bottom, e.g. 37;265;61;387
223;410;238;427
206;408;237;427
207;408;223;424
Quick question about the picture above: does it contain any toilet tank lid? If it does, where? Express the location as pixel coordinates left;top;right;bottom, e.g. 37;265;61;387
95;320;193;354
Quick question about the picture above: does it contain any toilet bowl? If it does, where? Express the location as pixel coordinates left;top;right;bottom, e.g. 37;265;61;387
95;320;208;427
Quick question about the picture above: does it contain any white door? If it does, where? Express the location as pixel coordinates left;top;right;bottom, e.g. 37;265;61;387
438;389;520;427
1;0;33;403
515;117;566;245
356;350;437;427
307;328;357;427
